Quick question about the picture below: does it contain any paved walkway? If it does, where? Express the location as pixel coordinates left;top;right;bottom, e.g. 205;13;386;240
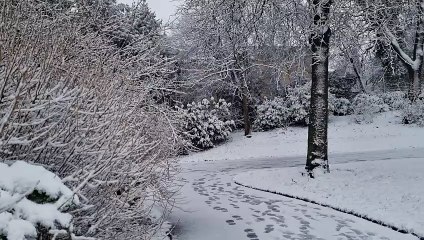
169;150;421;240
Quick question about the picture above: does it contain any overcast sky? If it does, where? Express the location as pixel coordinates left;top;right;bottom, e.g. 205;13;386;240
117;0;180;23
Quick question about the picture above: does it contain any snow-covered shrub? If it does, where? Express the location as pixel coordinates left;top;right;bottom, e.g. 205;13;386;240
286;83;338;124
179;98;235;149
254;83;351;131
286;83;311;125
253;83;310;130
329;94;352;116
380;91;408;110
0;161;79;240
351;94;389;123
254;97;289;131
402;100;424;126
254;83;357;130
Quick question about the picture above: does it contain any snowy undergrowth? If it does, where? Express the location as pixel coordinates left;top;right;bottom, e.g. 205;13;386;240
352;94;389;123
403;99;424;126
181;112;424;162
0;161;79;240
234;158;424;238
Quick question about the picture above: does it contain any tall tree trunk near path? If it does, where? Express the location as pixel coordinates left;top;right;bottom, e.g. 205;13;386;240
306;0;332;177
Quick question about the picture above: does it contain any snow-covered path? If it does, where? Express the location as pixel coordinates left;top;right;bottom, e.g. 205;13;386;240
169;149;423;240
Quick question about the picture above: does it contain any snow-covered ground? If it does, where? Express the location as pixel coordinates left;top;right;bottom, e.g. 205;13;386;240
170;151;422;240
181;112;424;163
173;112;424;239
234;158;424;238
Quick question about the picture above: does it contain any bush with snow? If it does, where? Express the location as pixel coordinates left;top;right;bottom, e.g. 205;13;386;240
0;161;79;240
402;99;424;126
254;83;354;131
254;97;289;131
380;91;408;110
179;98;235;149
253;83;310;130
329;95;352;116
286;83;311;126
351;94;389;123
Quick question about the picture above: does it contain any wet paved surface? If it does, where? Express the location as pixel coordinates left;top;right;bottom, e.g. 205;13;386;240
170;149;422;240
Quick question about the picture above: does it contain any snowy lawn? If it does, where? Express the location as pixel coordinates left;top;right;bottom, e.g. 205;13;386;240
234;158;424;238
181;112;424;162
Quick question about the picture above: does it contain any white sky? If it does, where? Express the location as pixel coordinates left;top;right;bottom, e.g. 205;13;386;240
117;0;180;23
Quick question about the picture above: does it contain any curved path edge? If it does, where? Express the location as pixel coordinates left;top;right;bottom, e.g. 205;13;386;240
234;180;423;240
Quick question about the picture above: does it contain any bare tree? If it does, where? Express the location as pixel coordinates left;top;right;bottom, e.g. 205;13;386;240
176;0;265;136
358;0;424;100
174;0;313;135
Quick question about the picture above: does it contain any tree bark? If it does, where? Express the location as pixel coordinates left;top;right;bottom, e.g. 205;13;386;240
234;51;252;137
231;68;252;137
306;0;332;177
242;86;252;136
407;66;423;101
349;57;366;93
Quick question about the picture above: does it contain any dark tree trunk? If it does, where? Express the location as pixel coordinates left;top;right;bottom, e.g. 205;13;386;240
407;66;423;101
234;51;252;137
306;0;332;177
230;69;252;137
242;84;252;136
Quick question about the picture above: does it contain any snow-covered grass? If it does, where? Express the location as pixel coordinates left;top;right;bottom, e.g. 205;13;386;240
181;112;424;162
234;158;424;238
